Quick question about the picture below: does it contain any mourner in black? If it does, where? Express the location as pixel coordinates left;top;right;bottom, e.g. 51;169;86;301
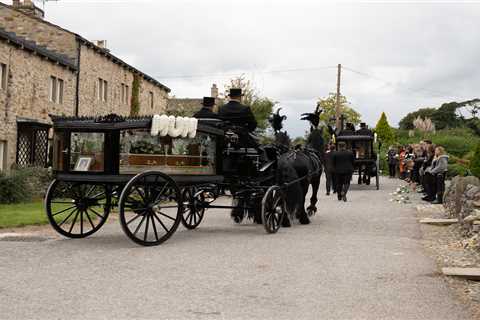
218;88;257;131
339;122;356;136
355;122;373;136
193;97;218;119
324;144;336;195
332;141;355;202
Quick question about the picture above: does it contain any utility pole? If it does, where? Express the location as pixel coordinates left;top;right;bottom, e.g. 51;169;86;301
335;63;342;131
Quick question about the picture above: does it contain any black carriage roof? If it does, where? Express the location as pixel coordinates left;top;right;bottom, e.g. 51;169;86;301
49;114;224;136
336;135;374;141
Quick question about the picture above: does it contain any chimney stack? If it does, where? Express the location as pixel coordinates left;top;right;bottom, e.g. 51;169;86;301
211;84;218;98
12;0;45;19
96;40;107;49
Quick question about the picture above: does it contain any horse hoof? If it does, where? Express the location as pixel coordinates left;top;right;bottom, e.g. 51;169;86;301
282;217;292;228
232;215;243;224
299;216;310;225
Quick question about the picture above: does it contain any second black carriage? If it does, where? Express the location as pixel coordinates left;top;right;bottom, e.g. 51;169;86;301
334;133;380;190
45;114;290;246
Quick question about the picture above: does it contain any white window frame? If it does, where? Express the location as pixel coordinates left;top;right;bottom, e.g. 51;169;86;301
49;76;64;104
57;78;64;104
98;78;108;102
0;63;7;90
103;80;108;102
149;91;154;109
49;76;57;103
0;140;6;172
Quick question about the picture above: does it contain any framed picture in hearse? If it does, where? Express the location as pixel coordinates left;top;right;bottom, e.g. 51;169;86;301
73;156;93;172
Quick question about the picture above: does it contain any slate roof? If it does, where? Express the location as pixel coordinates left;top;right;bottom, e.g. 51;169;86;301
0;2;170;92
0;27;76;70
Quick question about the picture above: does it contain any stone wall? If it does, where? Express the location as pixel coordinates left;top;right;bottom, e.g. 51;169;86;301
0;3;78;62
77;44;167;117
0;41;76;171
444;176;480;233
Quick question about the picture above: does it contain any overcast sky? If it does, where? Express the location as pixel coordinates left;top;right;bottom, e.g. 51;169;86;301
12;0;480;137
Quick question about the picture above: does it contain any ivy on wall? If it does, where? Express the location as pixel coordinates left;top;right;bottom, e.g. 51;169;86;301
130;74;141;116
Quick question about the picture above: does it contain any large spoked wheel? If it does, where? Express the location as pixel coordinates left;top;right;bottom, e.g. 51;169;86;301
45;180;111;239
118;171;182;246
181;187;205;230
262;186;286;234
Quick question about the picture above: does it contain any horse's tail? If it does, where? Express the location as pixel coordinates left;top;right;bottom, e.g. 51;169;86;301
277;152;304;216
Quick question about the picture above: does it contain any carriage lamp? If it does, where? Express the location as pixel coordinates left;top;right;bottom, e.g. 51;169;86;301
374;132;378;143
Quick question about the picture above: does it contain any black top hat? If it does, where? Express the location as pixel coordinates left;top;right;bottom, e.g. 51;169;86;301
202;97;215;107
228;88;243;97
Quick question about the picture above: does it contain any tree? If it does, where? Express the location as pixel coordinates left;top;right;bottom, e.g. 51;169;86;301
317;93;361;126
398;108;436;130
375;112;395;145
432;102;461;130
224;75;275;131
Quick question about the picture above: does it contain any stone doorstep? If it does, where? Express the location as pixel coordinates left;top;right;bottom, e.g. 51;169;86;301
442;267;480;281
419;218;459;226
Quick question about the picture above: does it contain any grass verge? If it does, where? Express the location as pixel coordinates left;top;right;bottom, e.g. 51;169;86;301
0;201;47;229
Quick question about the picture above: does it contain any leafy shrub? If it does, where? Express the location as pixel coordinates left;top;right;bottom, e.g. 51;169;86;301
449;155;458;164
0;172;31;203
470;142;480;178
0;167;52;204
434;135;476;158
447;163;470;179
395;128;479;158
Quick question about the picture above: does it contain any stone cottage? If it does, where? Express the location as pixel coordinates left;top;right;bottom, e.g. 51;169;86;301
0;0;170;171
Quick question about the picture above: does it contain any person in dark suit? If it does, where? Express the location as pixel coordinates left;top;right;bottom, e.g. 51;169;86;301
193;97;218;119
218;88;257;132
355;123;373;136
324;144;336;195
332;141;355;202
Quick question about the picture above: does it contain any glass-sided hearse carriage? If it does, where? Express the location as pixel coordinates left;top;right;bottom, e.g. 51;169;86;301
334;133;381;190
45;114;286;246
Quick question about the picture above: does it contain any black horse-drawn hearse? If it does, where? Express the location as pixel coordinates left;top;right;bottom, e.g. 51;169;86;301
45;113;309;246
334;132;380;190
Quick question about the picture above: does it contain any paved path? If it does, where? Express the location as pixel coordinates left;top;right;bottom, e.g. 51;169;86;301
0;177;472;319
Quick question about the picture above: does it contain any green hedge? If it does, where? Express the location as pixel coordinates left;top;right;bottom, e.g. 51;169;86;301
395;128;479;158
0;167;52;204
447;163;470;179
470;142;480;178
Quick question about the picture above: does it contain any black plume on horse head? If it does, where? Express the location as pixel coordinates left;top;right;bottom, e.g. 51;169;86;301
301;105;323;128
269;108;287;132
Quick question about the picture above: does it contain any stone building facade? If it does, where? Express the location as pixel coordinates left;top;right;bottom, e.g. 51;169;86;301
0;0;170;171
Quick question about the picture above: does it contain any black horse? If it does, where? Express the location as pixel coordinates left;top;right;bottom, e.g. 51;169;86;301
274;108;325;225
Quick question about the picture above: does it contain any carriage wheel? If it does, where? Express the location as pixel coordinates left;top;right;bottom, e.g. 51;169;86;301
181;187;205;230
118;171;182;246
262;186;286;234
45;180;111;239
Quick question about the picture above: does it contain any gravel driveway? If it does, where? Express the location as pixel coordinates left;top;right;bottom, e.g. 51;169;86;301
0;177;473;319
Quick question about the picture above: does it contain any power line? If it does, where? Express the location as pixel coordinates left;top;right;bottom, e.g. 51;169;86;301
155;65;337;80
342;65;459;98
